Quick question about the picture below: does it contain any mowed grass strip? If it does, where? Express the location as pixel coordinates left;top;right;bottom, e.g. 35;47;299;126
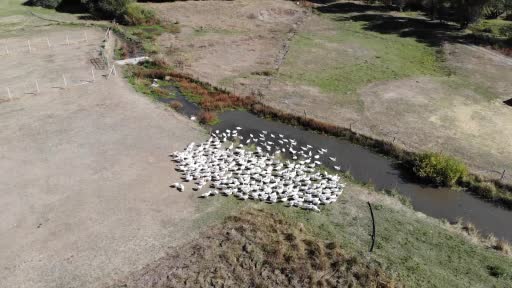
278;15;446;100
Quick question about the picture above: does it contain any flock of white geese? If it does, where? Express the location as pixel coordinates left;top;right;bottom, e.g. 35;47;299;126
170;127;345;212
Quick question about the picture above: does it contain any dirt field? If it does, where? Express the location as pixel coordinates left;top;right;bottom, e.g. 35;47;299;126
146;0;512;183
0;27;205;287
147;0;308;90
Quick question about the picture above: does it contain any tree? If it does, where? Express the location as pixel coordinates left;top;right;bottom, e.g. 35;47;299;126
505;0;512;18
80;0;133;21
483;0;506;18
24;0;62;9
453;0;490;28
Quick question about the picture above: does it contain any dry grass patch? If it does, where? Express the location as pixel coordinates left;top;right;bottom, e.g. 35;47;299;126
198;110;219;125
168;100;182;110
112;208;400;288
494;240;511;256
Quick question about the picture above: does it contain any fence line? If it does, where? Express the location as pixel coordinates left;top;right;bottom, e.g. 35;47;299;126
0;32;101;58
2;65;117;102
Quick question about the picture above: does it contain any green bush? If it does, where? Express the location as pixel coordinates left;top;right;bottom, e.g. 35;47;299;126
81;0;132;20
412;152;468;186
25;0;62;8
124;3;159;26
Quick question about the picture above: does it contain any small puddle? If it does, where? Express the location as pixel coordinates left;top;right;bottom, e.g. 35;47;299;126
157;89;512;241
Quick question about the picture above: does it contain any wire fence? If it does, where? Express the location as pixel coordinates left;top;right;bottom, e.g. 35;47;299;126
1;64;117;103
1;28;116;103
0;29;110;57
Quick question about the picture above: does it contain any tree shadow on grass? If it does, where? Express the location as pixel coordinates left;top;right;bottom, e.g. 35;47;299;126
318;2;511;49
344;13;461;47
316;2;398;14
307;0;340;5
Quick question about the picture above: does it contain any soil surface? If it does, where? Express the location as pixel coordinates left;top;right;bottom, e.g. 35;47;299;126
147;0;308;92
0;28;205;288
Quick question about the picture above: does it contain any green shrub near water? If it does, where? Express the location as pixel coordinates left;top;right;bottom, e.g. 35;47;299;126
81;0;132;20
123;3;159;25
412;152;468;186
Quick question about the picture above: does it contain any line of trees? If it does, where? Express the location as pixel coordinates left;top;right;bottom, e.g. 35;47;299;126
369;0;512;27
483;0;512;19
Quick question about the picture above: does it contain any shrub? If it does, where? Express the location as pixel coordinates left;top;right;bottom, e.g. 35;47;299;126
123;3;159;25
169;101;183;110
81;0;132;21
412;152;468;186
25;0;62;8
198;111;219;125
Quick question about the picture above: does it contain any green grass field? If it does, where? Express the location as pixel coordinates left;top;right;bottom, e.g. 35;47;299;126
0;0;86;37
278;14;447;101
469;19;512;39
0;0;72;18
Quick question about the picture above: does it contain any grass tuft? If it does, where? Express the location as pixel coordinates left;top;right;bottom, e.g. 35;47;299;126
494;239;511;256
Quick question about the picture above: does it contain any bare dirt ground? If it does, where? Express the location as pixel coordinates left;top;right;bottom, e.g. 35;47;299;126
147;0;308;92
146;0;512;183
0;27;205;287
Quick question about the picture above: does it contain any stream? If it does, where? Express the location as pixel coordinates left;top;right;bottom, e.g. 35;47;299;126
163;87;512;242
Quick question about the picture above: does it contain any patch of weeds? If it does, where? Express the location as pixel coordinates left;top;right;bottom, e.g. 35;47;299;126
251;70;275;77
198;111;220;125
169;100;183;110
192;27;242;37
178;84;204;104
125;66;175;101
487;264;510;279
382;188;412;207
114;47;124;60
469;19;512;39
115;23;180;54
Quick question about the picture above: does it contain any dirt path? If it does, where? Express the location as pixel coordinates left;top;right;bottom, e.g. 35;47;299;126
0;28;205;287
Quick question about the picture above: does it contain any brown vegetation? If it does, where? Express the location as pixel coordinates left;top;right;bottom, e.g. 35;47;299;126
451;219;511;256
198;110;218;125
494;239;511;255
111;208;400;288
169;100;183;110
151;87;170;98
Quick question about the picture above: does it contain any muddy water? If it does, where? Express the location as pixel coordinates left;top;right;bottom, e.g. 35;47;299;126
213;110;512;241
